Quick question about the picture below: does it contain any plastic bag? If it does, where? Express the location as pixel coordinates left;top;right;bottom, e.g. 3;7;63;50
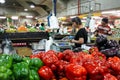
1;38;16;54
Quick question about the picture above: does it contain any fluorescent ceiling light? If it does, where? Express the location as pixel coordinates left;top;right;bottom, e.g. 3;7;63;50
116;10;120;13
30;5;35;8
102;10;120;14
116;13;120;16
35;17;38;19
0;16;6;19
102;10;116;14
11;16;18;20
24;9;28;11
0;0;5;4
26;16;33;18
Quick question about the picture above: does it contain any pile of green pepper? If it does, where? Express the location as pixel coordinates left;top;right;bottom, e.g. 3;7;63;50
0;54;43;80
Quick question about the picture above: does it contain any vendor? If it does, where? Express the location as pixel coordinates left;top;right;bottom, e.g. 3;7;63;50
70;17;88;48
95;17;112;36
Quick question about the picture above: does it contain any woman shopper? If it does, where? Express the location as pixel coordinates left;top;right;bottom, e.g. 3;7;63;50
70;17;88;48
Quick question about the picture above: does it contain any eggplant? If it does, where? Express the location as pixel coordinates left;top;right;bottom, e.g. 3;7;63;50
105;40;119;49
100;47;118;58
96;35;107;47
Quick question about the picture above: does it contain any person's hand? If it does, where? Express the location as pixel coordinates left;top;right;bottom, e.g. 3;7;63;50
69;39;72;43
70;39;74;43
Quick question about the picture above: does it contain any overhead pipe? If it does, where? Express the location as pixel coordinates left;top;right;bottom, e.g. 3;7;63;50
78;0;80;15
53;0;57;16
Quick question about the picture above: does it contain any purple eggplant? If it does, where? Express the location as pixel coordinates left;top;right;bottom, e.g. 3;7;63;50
105;40;119;49
96;35;107;47
101;47;118;58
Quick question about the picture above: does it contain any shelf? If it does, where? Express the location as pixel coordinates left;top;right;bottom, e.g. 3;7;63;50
53;34;75;40
0;32;49;43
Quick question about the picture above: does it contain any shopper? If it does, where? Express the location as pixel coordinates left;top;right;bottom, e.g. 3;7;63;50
70;17;88;48
95;17;112;36
57;22;64;34
35;21;40;27
39;23;45;31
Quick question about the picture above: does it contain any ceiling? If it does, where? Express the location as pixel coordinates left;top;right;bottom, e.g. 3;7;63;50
0;0;67;18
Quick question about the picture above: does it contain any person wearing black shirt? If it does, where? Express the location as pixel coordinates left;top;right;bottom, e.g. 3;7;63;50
35;21;40;27
71;17;88;48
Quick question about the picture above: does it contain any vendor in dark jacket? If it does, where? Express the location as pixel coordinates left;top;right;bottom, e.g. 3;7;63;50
70;17;88;48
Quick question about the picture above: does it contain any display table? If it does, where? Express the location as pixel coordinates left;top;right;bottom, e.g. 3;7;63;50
0;32;49;43
53;34;75;40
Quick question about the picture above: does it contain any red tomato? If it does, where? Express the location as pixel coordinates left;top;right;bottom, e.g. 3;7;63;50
51;64;57;71
89;74;104;80
104;73;117;80
107;56;120;74
42;50;58;67
57;52;64;60
37;51;45;60
66;64;87;80
63;50;74;61
38;66;55;80
30;54;40;59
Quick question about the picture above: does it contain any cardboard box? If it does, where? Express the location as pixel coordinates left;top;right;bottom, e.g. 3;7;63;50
15;47;32;56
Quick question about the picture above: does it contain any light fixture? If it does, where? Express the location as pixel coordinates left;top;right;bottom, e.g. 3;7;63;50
101;10;116;14
11;16;18;20
116;10;120;13
102;10;120;16
26;16;33;18
35;17;38;19
116;13;120;16
0;16;6;19
0;0;5;4
30;5;35;8
24;9;28;11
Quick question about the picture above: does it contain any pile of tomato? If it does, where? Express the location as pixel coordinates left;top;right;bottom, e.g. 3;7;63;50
30;47;120;80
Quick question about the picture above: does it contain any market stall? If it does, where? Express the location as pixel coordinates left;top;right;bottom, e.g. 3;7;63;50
0;0;120;80
0;32;49;56
0;32;49;43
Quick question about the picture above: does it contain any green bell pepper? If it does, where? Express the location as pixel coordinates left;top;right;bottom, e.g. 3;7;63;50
0;54;13;68
23;57;31;65
29;58;44;71
13;62;29;80
29;69;40;80
0;66;13;80
11;54;22;63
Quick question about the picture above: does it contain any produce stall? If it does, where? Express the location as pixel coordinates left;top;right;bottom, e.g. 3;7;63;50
0;32;49;56
0;0;120;79
0;44;120;80
0;34;120;80
0;32;49;43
